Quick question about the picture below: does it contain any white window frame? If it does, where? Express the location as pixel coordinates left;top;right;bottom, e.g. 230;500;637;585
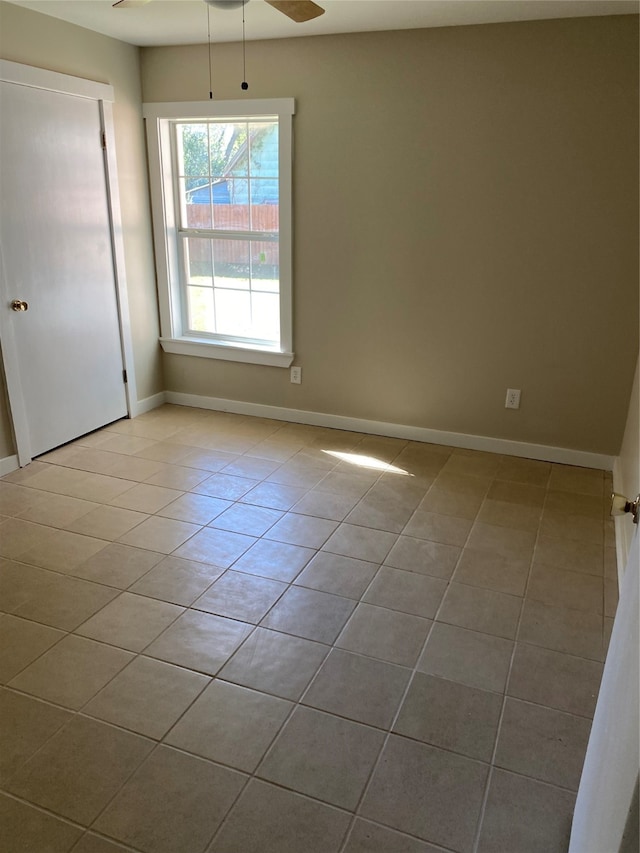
143;98;294;368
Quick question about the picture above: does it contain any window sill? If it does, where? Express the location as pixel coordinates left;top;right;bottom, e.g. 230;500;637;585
159;337;294;368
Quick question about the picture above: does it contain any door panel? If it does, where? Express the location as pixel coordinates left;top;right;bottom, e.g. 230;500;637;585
569;527;639;852
0;81;127;457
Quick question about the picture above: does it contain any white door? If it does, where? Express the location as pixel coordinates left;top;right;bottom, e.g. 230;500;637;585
0;79;128;458
569;525;639;852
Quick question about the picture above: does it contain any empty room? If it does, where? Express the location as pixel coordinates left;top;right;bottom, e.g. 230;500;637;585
0;1;638;851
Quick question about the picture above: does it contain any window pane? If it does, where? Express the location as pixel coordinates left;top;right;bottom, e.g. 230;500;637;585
185;237;212;284
214;288;251;337
251;241;279;293
213;239;250;291
178;124;209;176
210;122;248;179
187;285;214;333
212;179;250;231
182;181;212;229
251;291;280;342
249;122;278;177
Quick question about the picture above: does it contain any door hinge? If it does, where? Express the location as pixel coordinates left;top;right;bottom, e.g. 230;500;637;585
122;369;128;384
101;131;107;149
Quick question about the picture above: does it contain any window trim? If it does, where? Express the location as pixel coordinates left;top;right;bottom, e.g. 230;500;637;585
143;99;295;367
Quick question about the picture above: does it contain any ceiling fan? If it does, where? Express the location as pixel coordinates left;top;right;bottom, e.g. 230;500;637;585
112;0;325;24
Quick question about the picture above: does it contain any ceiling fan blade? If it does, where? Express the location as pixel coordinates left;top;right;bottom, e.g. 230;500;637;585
265;0;325;23
112;0;152;8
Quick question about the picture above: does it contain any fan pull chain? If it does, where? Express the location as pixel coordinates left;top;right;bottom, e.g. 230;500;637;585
207;3;213;99
241;2;248;91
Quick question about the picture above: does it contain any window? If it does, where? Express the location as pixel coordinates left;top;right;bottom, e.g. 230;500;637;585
144;99;294;367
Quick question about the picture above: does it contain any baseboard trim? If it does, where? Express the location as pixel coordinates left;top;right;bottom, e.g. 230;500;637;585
0;454;19;476
130;392;167;418
165;391;615;471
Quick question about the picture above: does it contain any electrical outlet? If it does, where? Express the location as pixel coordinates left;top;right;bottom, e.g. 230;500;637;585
290;366;302;384
505;388;521;409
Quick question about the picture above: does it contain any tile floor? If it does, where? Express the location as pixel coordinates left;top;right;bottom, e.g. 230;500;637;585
0;405;619;853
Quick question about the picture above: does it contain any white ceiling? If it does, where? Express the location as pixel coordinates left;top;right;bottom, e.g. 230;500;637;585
6;0;639;46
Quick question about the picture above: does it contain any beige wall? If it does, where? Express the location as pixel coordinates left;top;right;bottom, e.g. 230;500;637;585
0;0;162;459
144;14;638;456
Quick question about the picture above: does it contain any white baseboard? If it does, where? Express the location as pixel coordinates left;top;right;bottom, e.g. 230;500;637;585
0;454;19;476
130;392;167;418
165;391;615;471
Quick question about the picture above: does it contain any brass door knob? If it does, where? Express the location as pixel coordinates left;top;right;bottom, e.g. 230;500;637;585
10;299;28;312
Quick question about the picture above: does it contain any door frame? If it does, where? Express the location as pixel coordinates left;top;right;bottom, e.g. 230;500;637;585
0;58;137;465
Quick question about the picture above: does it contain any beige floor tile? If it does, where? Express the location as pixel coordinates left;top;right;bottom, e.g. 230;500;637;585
418;621;513;694
486;479;547;506
344;820;442;853
336;602;432;667
209;779;351;853
166;680;291;771
192;472;256;500
0;518;57;559
0;560;58;614
360;734;488;852
240;480;309;510
527;563;603;613
264;512;338;548
323;523;397;563
466;521;536;561
477;498;542;532
17;493;98;529
232;538;314;581
393;672;502;761
76;592;184;652
145;610;252;675
508;643;603;718
7;716;154;825
194;570;286;624
0;482;46;516
9;634;133;709
64;472;139;503
172;526;256;567
19;529;107;573
495;698;591;790
69;832;133;852
303;648;410;729
84;656;209;738
294;551;378;599
313;470;378;500
109;483;183;513
133;441;196;464
477;769;575;853
453;547;530;597
210;502;283;536
438;582;522;640
363;567;447;619
144;465;211;490
0;793;83;852
117;515;201;554
261;586;355;643
534;535;603;576
496;457;551;487
95;746;246;853
0;689;72;782
65;505;148;540
71;543;164;588
419;485;484;521
219;627;329;700
13;573;119;631
539;508;604;544
518;599;605;661
258;705;384;809
545;490;604;519
221;455;281;479
548;465;603;497
156;492;231;524
403;509;472;546
291;489;359;521
129;555;224;605
0;614;64;683
384;535;460;580
178;447;238;472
